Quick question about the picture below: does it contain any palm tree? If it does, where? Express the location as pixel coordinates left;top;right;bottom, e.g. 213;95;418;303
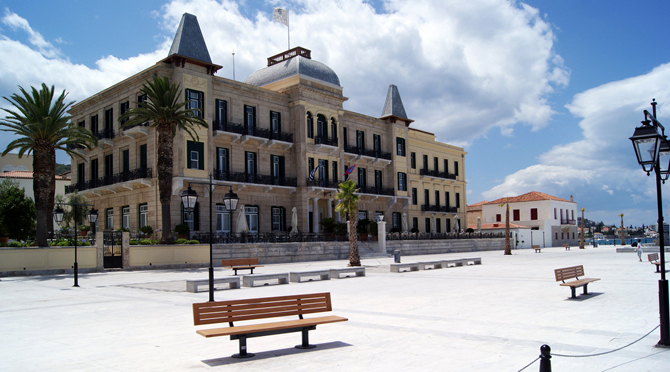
0;83;97;247
500;197;512;255
335;179;361;266
118;76;207;244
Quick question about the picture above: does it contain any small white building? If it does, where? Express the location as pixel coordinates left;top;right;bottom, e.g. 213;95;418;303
479;191;578;248
467;221;533;249
0;171;70;201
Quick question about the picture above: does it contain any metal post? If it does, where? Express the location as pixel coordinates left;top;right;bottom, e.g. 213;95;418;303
208;173;215;302
654;162;670;346
73;205;79;288
539;344;551;372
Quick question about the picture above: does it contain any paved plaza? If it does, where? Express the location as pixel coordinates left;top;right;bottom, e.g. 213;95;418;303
2;246;670;371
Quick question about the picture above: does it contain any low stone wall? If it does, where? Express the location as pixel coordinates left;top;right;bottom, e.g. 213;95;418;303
386;239;505;256
0;246;99;277
213;241;355;264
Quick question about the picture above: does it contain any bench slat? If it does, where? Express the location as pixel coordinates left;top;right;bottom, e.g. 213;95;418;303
196;315;348;338
554;265;585;281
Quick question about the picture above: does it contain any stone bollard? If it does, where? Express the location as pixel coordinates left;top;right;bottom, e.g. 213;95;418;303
539;344;551;372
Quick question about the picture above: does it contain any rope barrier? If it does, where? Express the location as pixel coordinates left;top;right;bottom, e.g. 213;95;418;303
552;325;659;358
517;356;539;372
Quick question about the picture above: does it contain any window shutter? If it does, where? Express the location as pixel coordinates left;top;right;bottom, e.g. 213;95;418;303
279;156;285;178
187;141;194;168
140;145;147;170
194;202;200;231
196;142;204;170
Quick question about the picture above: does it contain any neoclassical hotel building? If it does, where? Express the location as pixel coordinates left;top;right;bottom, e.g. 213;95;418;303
66;13;467;237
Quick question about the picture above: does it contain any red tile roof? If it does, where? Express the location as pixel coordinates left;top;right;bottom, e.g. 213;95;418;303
467;222;532;230
0;170;70;181
466;200;488;211
483;191;573;205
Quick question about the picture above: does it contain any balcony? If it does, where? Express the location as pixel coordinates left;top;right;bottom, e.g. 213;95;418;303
358;185;394;197
95;128;115;148
419;168;457;181
306;178;340;190
561;219;576;225
214;120;293;149
421;204;459;214
344;144;392;165
122;122;149;138
65;167;152;194
314;135;338;153
213;170;297;188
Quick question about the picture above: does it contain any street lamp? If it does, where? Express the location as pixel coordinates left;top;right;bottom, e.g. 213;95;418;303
580;208;585;249
180;173;239;302
53;202;98;287
629;98;670;347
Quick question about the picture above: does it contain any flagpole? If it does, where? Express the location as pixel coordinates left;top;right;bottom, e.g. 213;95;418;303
287;10;290;49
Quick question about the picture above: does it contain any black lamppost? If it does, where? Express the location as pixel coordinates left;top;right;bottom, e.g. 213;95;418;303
629;99;670;347
181;173;239;302
53;202;98;287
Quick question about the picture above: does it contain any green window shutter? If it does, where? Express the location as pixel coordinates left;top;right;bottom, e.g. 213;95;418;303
123;150;129;173
140;145;147;170
187;141;194;169
279;156;285;178
194;203;200;231
196;142;204;170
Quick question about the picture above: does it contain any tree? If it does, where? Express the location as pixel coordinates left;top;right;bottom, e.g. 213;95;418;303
0;84;97;247
0;179;36;241
335;179;361;266
500;198;512;255
118;76;207;244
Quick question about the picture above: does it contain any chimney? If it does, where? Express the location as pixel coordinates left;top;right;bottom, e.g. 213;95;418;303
570;195;573;202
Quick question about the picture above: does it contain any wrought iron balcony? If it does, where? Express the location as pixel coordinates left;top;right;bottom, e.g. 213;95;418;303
561;219;576;225
358;185;394;196
95;128;115;140
306;178;340;189
213;170;297;187
65;167;152;194
213;120;245;135
213;120;293;143
419;168;457;180
314;135;338;147
344;144;392;160
420;204;459;213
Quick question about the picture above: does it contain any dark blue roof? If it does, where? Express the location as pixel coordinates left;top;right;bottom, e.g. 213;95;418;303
381;85;409;120
168;13;212;64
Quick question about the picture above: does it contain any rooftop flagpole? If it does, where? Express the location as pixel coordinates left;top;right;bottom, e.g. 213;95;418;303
273;8;290;50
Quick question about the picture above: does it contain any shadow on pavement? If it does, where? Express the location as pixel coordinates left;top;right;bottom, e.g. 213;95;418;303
202;341;353;366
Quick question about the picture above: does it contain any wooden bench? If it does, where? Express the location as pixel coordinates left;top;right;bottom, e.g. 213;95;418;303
330;267;365;278
390;262;420;272
554;265;600;299
532;245;541;253
648;253;662;273
290;270;331;283
186;277;240;292
221;258;264;275
562;243;571;251
242;273;289;287
193;292;348;358
443;259;465;267
419;261;443;270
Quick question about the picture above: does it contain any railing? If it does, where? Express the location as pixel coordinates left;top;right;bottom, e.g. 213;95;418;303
358;185;394;196
65;167;152;194
343;144;392;160
213;120;293;143
122;122;149;131
314;135;338;147
213;170;297;187
561;219;576;225
306;178;340;189
95;128;115;140
419;168;457;180
386;232;504;241
48;229;96;245
421;204;459;213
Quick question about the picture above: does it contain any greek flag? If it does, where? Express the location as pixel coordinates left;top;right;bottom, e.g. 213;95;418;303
273;8;289;27
308;165;320;181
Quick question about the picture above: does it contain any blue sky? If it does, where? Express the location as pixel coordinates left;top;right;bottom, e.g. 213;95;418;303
0;0;669;226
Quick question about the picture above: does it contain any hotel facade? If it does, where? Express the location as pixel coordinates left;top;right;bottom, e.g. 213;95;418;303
66;13;467;238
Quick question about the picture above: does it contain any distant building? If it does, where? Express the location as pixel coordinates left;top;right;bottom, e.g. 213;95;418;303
466;200;487;228
467;221;532;249
0;170;70;200
593;232;604;240
0;153;32;173
475;191;578;247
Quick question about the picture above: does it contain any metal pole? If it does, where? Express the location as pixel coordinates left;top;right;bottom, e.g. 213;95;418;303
209;173;215;302
539;344;551;372
73;205;79;287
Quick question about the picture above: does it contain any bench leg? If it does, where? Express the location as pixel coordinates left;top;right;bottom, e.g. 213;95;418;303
232;335;255;358
570;287;577;299
295;328;316;349
250;268;254;274
583;284;589;296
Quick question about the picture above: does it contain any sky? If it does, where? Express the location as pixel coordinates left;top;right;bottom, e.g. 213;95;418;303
0;0;669;226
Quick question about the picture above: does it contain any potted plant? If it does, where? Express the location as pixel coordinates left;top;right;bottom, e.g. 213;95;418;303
334;222;348;241
175;223;190;240
139;225;154;238
369;220;379;241
320;217;336;238
357;218;370;241
78;224;90;237
410;227;420;234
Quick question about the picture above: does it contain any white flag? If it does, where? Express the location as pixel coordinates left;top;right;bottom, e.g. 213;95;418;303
273;8;289;27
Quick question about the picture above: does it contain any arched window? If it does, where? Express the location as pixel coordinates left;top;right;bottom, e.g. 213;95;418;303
306;112;313;139
330;117;337;140
316;114;327;139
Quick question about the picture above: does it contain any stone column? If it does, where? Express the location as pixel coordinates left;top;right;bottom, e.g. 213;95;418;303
122;231;130;269
95;231;104;271
312;198;320;233
377;220;387;253
327;199;333;218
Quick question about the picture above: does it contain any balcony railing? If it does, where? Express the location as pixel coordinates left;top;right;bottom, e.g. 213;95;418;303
122;122;149;131
314;135;338;147
213;120;293;143
420;204;459;213
95;128;115;140
386;232;503;241
358;185;394;196
213;170;297;187
306;178;340;189
65;167;152;194
561;219;576;225
419;168;457;180
344;144;392;160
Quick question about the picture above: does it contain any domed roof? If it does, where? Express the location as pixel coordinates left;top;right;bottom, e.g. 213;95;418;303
244;56;340;87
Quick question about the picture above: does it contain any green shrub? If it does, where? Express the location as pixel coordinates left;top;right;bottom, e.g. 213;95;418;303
56;241;69;246
129;240;139;245
79;241;91;246
410;227;420;234
187;239;200;244
335;222;348;236
139;239;153;245
174;224;190;236
175;238;188;244
356;219;370;234
8;241;23;247
139;225;153;237
390;227;401;233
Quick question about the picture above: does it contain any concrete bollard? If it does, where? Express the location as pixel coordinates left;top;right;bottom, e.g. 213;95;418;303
539;344;551;372
393;250;401;263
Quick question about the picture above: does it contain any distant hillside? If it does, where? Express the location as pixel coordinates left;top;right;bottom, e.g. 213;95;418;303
55;163;71;175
